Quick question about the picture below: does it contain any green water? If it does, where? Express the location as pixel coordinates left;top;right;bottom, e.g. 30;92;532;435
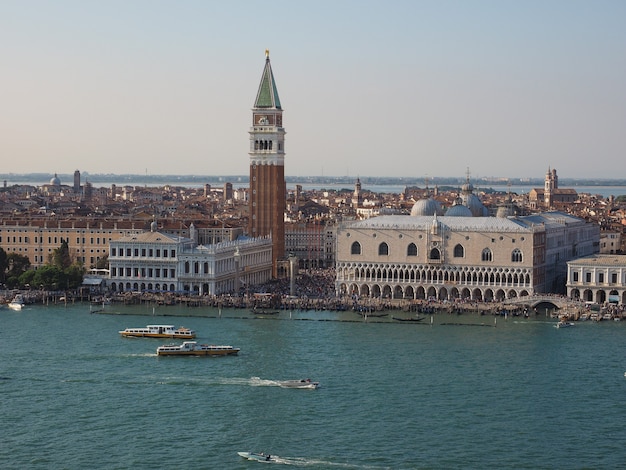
1;303;625;469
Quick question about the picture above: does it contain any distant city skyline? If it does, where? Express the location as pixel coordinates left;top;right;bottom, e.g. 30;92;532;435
1;1;625;179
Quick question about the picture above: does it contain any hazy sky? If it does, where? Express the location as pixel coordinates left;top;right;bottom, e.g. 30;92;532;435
2;1;625;180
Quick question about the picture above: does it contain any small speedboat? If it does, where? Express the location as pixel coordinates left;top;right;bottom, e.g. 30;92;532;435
556;320;574;328
278;378;319;389
238;451;277;462
8;295;25;311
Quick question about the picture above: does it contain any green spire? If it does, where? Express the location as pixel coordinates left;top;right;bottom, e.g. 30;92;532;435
254;50;281;109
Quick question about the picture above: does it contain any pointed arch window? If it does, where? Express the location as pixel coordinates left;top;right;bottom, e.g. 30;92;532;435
429;248;441;260
351;241;361;255
481;248;493;262
378;242;389;256
454;244;465;258
511;248;523;263
407;243;417;256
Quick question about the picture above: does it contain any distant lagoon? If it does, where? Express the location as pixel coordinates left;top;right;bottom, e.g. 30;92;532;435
292;183;626;199
4;179;626;199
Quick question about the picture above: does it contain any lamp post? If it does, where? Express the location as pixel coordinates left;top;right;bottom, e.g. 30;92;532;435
289;252;297;297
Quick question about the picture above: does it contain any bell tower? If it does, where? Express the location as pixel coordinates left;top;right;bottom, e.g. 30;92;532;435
544;166;555;208
249;50;286;276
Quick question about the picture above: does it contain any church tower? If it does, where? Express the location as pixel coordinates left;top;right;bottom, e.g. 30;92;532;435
351;178;362;208
249;50;286;276
544;166;556;208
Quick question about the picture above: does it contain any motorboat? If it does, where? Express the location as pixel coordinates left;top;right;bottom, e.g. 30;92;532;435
8;294;25;311
119;325;196;339
156;341;240;356
278;378;319;389
238;451;277;462
556;320;575;328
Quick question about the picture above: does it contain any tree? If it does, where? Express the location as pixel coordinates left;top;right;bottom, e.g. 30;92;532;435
32;265;64;291
19;269;36;288
49;240;72;270
0;247;7;284
40;241;86;290
66;263;85;290
5;253;31;288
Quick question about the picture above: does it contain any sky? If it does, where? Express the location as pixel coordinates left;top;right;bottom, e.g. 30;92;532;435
1;0;625;180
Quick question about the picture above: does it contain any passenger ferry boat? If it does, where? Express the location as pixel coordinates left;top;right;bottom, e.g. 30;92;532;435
156;341;240;356
119;325;196;339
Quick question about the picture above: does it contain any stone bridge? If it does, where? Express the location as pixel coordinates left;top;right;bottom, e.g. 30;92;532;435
503;295;580;311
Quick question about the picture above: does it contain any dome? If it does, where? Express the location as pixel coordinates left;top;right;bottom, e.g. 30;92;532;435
410;197;443;217
50;173;61;186
446;203;473;217
462;193;489;217
496;198;520;218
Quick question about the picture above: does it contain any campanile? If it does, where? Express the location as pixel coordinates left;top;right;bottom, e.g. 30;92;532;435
249;50;286;276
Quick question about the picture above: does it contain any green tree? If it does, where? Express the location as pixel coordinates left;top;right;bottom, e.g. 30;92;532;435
5;253;31;288
66;263;86;290
49;240;72;270
19;269;36;288
0;247;7;284
32;265;65;291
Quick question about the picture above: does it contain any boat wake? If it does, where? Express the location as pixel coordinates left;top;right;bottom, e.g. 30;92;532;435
220;376;282;387
112;376;315;389
239;452;388;468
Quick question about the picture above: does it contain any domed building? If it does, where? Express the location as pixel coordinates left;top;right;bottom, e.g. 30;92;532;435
445;198;473;217
410;196;443;217
460;177;489;217
495;194;521;218
335;211;599;301
41;173;65;196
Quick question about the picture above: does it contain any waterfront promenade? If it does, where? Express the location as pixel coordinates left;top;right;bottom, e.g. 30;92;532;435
3;268;624;322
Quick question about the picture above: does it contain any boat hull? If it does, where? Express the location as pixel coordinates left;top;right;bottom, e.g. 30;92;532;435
119;325;196;339
278;379;319;389
238;452;276;462
156;341;240;356
156;348;240;357
120;332;196;339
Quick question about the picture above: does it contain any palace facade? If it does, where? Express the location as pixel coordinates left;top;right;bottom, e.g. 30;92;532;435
336;211;599;300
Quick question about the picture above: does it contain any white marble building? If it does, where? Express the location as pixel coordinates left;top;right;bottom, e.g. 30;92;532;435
109;222;272;296
567;254;626;304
